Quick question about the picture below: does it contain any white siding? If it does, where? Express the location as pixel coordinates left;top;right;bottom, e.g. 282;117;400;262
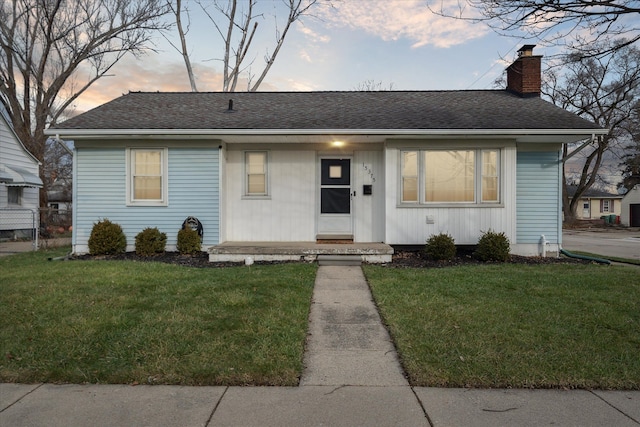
620;185;640;226
516;150;562;245
384;145;517;245
225;149;316;241
73;146;219;253
1;114;40;231
353;150;384;242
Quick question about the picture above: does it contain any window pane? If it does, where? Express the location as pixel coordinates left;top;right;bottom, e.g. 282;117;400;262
135;151;161;175
248;174;266;194
247;152;265;174
132;150;163;201
134;176;162;199
425;151;475;202
8;187;21;205
481;150;499;202
401;151;418;202
246;152;267;195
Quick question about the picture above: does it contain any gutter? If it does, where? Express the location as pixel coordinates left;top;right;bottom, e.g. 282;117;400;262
45;128;610;139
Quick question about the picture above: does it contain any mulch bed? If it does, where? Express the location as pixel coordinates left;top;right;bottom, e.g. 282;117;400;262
389;249;591;268
73;248;593;269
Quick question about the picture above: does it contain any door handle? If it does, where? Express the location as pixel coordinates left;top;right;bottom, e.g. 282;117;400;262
351;191;356;197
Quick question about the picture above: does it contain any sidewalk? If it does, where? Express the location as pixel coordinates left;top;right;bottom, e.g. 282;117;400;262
1;266;639;426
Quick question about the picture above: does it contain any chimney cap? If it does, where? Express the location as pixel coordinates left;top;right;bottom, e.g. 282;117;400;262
518;44;537;57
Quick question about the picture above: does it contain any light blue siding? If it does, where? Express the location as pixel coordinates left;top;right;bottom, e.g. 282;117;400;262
516;151;561;244
75;147;219;251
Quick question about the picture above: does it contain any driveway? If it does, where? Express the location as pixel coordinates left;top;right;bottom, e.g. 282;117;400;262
0;237;71;257
562;228;640;261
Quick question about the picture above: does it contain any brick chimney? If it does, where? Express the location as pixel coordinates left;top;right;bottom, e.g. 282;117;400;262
506;45;542;97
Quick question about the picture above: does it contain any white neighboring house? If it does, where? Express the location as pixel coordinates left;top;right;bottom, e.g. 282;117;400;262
620;185;640;227
0;103;43;239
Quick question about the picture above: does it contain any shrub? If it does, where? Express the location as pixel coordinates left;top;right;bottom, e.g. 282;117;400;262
425;233;456;261
135;227;167;256
177;227;201;255
88;219;127;255
474;230;510;262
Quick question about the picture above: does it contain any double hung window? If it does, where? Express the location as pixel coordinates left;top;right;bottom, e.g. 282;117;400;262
401;149;500;204
245;151;268;196
127;148;167;206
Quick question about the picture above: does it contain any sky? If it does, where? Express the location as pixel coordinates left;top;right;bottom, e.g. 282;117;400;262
73;0;529;114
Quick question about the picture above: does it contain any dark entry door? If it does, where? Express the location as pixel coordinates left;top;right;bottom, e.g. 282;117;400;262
318;158;352;236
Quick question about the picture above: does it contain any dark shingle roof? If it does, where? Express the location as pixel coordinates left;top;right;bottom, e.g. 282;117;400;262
567;185;622;198
54;91;602;131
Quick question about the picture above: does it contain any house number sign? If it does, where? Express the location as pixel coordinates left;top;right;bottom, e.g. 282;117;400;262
362;163;376;182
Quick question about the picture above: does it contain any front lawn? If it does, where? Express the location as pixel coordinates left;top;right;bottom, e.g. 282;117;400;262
1;247;316;386
364;263;640;389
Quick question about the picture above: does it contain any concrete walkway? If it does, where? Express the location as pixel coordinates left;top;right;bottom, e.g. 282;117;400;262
301;265;407;387
1;265;639;426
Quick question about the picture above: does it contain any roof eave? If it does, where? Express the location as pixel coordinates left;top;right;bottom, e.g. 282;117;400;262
46;128;608;141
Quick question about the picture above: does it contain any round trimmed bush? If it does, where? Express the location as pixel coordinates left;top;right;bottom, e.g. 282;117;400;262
474;230;510;262
177;227;201;255
425;233;456;261
88;219;127;255
135;227;167;256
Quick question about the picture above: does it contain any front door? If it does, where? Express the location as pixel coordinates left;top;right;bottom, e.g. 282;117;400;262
317;158;353;238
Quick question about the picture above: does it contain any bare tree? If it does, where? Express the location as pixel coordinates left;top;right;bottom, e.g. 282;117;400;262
543;45;640;221
173;0;322;92
618;103;640;192
432;0;640;59
354;80;395;91
167;0;198;91
0;0;170;207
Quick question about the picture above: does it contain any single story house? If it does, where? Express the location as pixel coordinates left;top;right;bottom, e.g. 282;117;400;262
47;46;607;260
566;185;623;221
621;185;640;227
1;102;43;239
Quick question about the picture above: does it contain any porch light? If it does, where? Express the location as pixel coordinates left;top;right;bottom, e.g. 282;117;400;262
331;141;345;147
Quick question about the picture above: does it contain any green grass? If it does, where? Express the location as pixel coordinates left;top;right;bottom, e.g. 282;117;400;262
364;264;640;390
1;247;316;386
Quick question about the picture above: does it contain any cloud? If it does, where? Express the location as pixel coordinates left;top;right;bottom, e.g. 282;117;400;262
297;24;331;43
69;55;228;113
316;0;488;48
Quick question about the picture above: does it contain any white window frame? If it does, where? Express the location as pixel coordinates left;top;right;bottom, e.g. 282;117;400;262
126;148;168;206
602;199;611;213
399;148;501;206
243;151;270;198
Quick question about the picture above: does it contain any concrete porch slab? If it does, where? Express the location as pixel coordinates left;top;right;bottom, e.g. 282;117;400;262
208;241;393;264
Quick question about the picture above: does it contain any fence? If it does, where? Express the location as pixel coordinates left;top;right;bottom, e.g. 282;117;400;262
0;208;39;251
41;207;72;236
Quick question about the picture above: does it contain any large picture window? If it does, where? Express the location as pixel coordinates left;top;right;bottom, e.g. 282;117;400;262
401;149;500;204
245;151;268;196
127;148;167;206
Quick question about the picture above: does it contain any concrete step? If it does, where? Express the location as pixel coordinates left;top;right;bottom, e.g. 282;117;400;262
317;255;362;266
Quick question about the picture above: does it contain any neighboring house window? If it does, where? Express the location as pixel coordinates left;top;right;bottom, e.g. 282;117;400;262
400;149;500;204
245;151;268;196
601;199;612;213
583;201;590;210
126;148;168;206
8;187;22;205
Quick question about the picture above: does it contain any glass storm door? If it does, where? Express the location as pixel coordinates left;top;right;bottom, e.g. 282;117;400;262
317;158;353;237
